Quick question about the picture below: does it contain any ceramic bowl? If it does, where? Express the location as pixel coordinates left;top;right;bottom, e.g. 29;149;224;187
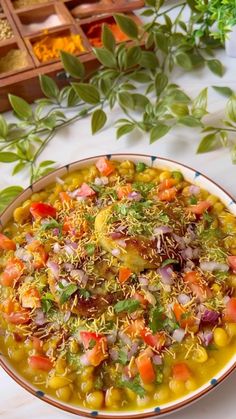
0;154;236;418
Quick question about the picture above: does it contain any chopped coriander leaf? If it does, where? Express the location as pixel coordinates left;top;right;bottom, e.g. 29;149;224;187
136;162;147;173
59;283;78;304
132;182;155;197
161;258;179;268
84;213;95;224
85;243;95;256
203;212;213;223
78;288;91;299
88;339;97;349
118;349;128;365
158;212;170;223
214;271;229;282
149;306;165;333
41;292;55;313
189;196;198;205
94;376;103;390
163;318;179;331
114;299;140;313
119;377;146;397
155;366;164;384
40;219;62;235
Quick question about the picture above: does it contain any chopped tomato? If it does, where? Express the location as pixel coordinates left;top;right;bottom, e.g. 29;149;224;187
96;157;115;176
0;233;16;251
173;302;195;329
136;353;156;384
1;299;30;325
159;178;176;191
0;258;24;287
21;287;41;309
32;336;44;352
27;241;48;269
59;192;71;203
133;292;148;306
158;187;177;202
184;271;212;302
172;362;191;381
86;337;108;367
78;183;96;198
224;297;236;322
227;256;236;273
30;202;56;219
118;267;132;284
117;183;132;199
187;201;211;215
80;331;104;350
28;355;53;371
140;328;166;350
125;318;145;338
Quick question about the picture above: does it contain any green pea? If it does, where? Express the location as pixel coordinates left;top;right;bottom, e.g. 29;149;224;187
136;162;147;173
172;171;184;181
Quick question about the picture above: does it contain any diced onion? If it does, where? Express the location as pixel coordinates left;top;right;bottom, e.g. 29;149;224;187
154;226;172;235
177;293;191;305
200;261;229;272
153;355;163;365
46;260;59;278
80;354;90;366
189;185;200;195
172;328;185;342
111;248;120;256
158;266;174;285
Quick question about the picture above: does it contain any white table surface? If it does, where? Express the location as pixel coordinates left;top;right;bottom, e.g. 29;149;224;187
1;3;236;418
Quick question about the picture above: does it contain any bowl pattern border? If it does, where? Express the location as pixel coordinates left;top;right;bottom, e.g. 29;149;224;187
0;153;235;418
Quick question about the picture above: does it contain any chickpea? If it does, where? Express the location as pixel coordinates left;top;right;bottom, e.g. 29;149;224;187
86;391;104;409
13;205;30;224
56;385;72;402
169;379;186;395
105;387;122;409
55;358;67;375
185;378;197;391
137;395;151;407
48;376;71;390
81;379;94;394
125;388;136;401
192;345;208;363
213;202;224;213
8;347;25;362
80;366;94;380
225;323;236;339
159;171;171;182
154;385;170;402
213;327;229;347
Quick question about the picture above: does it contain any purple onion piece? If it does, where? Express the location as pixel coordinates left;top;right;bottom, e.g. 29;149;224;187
111;248;120;256
153;355;163;365
154;226;172;235
201;309;220;325
158;266;174;285
181;247;193;260
128;191;142;201
109;232;123;239
80;354;90;366
46;260;59;278
109;348;119;361
127;342;139;360
189;185;200;196
34;309;46;326
172;328;185;342
177;293;191;305
198;330;213;346
139;277;149;286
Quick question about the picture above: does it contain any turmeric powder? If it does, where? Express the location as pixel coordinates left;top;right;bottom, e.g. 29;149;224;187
33;33;86;63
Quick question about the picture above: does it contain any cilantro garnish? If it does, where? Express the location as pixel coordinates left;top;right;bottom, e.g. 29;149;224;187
79;288;91;299
149;306;165;333
41;292;55;313
84;213;95;224
158;212;170;223
118;350;128;365
59;283;78;304
189;196;197;205
40;219;62;235
203;212;214;223
114;299;140;314
88;339;96;349
132;182;155;197
161;258;179;268
119;377;146;397
85;243;95;256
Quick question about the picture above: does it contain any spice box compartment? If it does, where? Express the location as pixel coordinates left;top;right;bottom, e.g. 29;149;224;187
0;40;33;79
25;24;91;66
63;0;145;19
8;0;56;11
13;2;74;36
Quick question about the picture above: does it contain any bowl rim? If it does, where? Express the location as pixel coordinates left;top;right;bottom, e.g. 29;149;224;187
0;152;236;418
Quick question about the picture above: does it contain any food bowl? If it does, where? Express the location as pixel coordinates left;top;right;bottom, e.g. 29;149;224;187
0;154;236;418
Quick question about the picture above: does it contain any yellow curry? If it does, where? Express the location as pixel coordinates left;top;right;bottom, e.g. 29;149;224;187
0;158;236;411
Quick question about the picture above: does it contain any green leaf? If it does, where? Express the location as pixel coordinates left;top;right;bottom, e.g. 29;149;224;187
114;13;139;39
226;95;236;122
0;115;8;138
93;47;117;68
149;306;165;333
155;32;169;53
119;378;146;397
102;23;116;52
85;243;95;256
60;51;85;79
207;60;223;77
72;83;100;104
132;93;150;110
67;87;81;107
155;72;168;96
150;123;171;143
39;75;59;100
168;89;191;103
178;116;203;127
60;284;78;304
161;258;179;267
212;86;233;97
141;9;155;16
118;91;134;110
197;133;217;153
117;123;135;139
170;103;189;117
39;160;55;167
0;152;19;162
8;95;33;120
140;51;159;69
91;109;107;134
114;299;140;313
118;350;128;365
12;161;26;175
175;52;192;70
129;71;152;83
0;186;23;213
126;46;142;68
192;88;208;111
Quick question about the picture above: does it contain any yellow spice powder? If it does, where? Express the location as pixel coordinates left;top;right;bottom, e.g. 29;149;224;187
33;34;86;63
0;50;28;74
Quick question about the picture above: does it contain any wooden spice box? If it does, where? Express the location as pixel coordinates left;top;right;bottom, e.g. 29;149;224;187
0;0;145;112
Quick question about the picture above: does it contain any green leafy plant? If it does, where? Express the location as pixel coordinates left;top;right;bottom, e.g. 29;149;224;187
195;0;236;42
0;0;234;214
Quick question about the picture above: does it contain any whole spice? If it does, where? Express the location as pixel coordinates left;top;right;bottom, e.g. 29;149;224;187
0;19;13;41
84;21;129;47
0;49;28;74
13;0;49;9
33;33;86;63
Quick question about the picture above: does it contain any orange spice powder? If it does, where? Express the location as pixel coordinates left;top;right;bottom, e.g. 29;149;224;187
87;22;129;48
33;33;86;63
